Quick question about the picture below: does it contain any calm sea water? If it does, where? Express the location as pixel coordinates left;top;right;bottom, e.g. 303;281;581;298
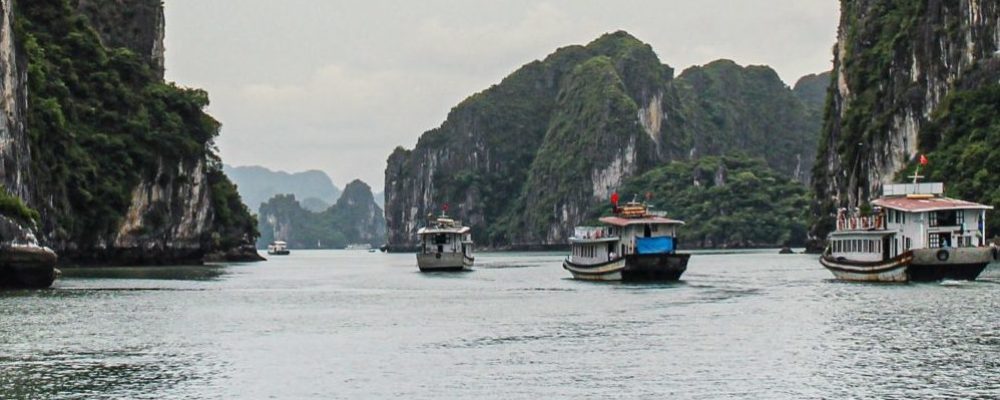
1;250;998;399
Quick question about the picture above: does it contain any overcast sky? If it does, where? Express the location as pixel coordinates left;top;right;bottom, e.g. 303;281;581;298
164;1;840;192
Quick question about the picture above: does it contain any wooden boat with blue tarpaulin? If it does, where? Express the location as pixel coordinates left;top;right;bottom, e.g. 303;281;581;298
563;197;690;281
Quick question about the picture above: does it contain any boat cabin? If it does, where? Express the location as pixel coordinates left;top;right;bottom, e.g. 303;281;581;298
417;217;473;257
569;202;684;264
829;182;992;261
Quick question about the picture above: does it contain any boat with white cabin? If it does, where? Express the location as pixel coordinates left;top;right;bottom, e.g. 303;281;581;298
267;240;290;256
563;200;690;281
416;210;474;272
820;181;996;282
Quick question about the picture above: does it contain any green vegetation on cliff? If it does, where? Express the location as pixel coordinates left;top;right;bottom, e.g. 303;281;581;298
811;0;999;244
667;60;820;181
915;80;1000;235
14;0;256;250
386;30;824;248
618;156;810;248
0;191;39;226
508;55;656;241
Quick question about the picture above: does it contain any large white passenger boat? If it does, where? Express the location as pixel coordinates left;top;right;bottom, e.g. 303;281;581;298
820;182;997;282
416;212;474;272
563;201;690;281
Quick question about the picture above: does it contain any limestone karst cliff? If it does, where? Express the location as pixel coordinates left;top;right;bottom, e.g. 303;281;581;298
0;0;258;264
811;0;1000;245
386;31;824;249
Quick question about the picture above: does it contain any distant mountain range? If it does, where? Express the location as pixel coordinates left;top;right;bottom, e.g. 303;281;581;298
223;165;342;212
258;180;386;249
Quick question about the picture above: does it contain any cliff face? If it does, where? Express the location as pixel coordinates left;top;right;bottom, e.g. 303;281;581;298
76;0;165;78
0;0;33;244
386;31;822;249
258;180;386;249
0;0;258;264
812;0;1000;241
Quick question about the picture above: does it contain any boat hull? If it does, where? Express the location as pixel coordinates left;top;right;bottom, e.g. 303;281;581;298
417;252;474;272
820;247;993;282
908;247;992;281
563;257;627;281
0;245;59;289
563;253;690;282
267;250;290;256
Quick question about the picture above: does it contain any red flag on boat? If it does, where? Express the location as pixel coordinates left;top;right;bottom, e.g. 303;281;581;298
442;203;449;212
919;154;928;166
610;192;619;206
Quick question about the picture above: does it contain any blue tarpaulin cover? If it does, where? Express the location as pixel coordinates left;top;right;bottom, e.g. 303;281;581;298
636;237;674;254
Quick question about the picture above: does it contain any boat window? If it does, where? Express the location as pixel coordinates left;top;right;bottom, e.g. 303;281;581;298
433;234;449;245
929;233;939;248
956;211;965;225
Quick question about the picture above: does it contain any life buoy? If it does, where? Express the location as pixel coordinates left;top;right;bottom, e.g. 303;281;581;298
435;253;442;259
936;249;949;262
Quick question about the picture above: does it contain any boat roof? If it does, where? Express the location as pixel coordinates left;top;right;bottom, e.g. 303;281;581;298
828;230;893;237
272;241;287;245
417;226;471;235
570;237;620;244
599;216;685;227
872;196;993;212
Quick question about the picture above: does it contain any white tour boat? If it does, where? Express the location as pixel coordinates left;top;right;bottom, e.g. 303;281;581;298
267;240;290;256
563;200;690;281
416;211;474;272
820;181;996;282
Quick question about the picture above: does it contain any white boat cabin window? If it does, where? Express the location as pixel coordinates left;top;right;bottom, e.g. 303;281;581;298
432;234;450;245
832;238;883;254
929;211;961;227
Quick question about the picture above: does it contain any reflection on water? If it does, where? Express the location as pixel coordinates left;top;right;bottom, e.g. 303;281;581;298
59;265;228;281
2;252;998;398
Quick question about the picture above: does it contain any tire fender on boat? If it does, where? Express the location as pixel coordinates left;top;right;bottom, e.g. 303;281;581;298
992;247;999;261
936;249;950;262
435;253;442;259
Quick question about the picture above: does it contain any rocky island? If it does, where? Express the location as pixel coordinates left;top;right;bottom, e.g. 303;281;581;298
0;0;260;287
810;0;1000;251
385;31;827;251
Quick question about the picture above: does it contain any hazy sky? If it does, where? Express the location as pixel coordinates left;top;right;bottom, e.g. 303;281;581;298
164;1;840;192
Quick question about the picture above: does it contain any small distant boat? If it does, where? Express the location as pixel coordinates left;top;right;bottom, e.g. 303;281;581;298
820;180;996;282
345;243;372;251
267;241;290;256
563;198;690;281
416;209;474;272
